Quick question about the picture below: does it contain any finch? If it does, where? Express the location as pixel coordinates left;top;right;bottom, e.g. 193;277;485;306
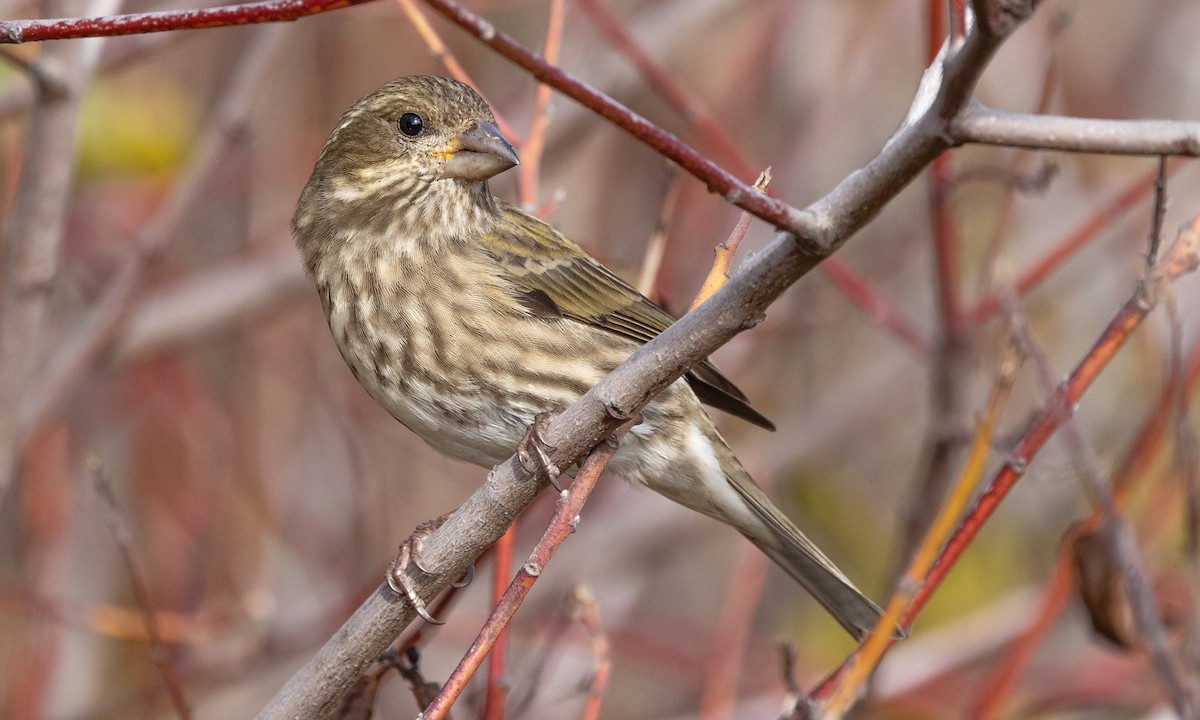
293;75;882;638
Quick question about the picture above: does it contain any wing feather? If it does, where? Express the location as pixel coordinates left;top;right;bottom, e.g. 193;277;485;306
487;203;774;431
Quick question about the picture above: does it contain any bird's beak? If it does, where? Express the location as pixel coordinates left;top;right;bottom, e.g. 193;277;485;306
440;120;520;181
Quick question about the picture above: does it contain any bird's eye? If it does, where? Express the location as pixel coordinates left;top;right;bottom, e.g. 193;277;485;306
397;112;424;137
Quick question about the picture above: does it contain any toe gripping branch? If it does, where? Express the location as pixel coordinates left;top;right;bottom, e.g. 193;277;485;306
517;412;562;491
386;513;473;625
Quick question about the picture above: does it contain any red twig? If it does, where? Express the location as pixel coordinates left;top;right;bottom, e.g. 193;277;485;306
972;328;1200;718
698;541;768;720
928;0;962;335
482;526;514;720
911;216;1199;628
963;159;1186;325
0;0;373;43
393;0;522;146
516;0;565;210
418;0;808;235
810;213;1200;702
419;420;635;720
580;0;928;351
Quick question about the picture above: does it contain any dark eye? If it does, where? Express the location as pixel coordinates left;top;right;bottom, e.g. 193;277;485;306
398;112;424;137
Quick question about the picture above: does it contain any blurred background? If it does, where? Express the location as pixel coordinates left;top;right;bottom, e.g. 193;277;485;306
2;0;1200;717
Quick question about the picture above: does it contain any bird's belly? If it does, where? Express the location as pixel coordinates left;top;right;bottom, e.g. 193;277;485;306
326;282;627;467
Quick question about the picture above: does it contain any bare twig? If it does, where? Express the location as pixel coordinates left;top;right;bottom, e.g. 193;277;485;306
0;0;373;43
953;105;1200;156
571;585;611;720
482;526;514;720
1149;156;1170;268
812;214;1200;706
974;336;1200;718
419;419;635;720
635;166;682;297
1005;286;1198;717
88;457;191;719
517;0;565;210
690;169;771;311
963;159;1187;325
817;343;1019;718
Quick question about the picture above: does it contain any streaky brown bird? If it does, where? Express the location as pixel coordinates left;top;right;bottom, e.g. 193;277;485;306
293;75;883;638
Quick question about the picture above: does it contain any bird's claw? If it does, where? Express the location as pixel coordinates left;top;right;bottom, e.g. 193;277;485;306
387;514;452;625
518;412;562;491
452;563;474;589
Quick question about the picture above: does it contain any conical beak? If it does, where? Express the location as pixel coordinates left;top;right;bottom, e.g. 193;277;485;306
440;120;519;181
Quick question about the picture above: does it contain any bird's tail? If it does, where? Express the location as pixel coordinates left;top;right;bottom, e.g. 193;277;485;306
714;441;885;640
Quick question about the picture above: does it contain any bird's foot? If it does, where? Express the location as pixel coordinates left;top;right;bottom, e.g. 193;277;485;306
387;513;454;625
517;412;562;491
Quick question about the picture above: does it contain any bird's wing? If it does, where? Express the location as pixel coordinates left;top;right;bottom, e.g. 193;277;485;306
486;203;774;431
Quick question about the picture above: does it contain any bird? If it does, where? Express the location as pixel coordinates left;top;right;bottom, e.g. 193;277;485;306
292;75;883;639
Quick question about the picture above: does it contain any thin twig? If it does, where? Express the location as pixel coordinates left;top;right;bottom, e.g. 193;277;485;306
419;419;636;720
517;0;565;210
816;343;1018;718
812;213;1200;705
482;526;514;720
1005;286;1197;717
1149;155;1170;268
635;166;682;298
88;457;191;719
571;584;611;720
972;337;1200;717
690;169;771;311
963;159;1187;325
0;0;374;43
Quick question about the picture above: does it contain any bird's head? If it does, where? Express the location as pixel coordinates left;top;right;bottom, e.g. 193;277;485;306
294;76;520;263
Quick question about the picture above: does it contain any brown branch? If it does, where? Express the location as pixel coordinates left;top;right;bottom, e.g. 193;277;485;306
953;105;1200;156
